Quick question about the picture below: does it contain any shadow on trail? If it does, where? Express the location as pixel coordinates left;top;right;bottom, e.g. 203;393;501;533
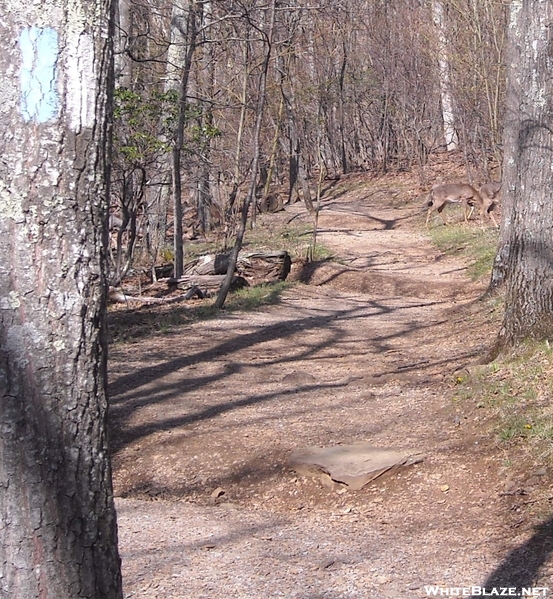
285;203;418;231
109;295;482;455
319;198;423;229
110;379;351;452
473;517;553;596
107;283;288;344
110;304;368;396
109;296;452;403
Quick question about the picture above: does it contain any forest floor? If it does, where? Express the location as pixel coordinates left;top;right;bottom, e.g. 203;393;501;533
108;162;553;599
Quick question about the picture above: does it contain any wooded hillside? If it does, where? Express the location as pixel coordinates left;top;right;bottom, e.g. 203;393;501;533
110;0;507;283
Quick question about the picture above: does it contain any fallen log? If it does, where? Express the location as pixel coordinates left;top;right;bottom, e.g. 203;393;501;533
186;254;230;276
236;251;291;285
183;250;291;285
131;250;292;301
166;274;248;295
108;290;193;305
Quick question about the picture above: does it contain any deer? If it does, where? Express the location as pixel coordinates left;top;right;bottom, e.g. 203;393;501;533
425;183;486;227
479;181;501;228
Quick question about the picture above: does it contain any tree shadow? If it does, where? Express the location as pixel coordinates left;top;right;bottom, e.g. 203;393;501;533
473;517;553;596
108;294;480;459
107;281;288;343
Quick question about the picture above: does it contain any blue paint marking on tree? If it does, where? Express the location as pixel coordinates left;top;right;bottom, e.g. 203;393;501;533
19;27;59;123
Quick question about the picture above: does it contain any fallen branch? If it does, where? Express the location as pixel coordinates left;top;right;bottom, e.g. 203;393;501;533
108;290;193;305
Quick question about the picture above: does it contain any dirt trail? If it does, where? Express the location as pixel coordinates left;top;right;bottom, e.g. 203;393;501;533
110;184;553;598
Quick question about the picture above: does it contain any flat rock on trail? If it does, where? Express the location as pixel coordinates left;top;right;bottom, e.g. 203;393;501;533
110;185;553;598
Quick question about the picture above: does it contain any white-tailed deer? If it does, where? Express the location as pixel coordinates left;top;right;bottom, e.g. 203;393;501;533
479;181;501;228
425;183;485;227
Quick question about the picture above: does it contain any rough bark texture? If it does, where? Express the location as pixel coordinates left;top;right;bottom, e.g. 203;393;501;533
0;2;123;598
492;0;553;348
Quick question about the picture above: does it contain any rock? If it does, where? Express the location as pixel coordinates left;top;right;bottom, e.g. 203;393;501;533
317;558;337;570
289;443;424;491
503;480;517;495
210;487;225;499
524;476;541;489
281;371;317;386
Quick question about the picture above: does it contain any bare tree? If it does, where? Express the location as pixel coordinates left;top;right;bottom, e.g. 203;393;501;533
216;0;277;308
0;1;122;597
170;0;200;277
445;0;507;175
432;0;459;151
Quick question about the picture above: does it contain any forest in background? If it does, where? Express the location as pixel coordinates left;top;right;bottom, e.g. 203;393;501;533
110;0;508;284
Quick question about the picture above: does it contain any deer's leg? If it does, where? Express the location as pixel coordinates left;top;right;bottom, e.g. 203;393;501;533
425;193;434;228
487;202;499;227
464;200;475;222
425;206;433;228
426;198;439;227
437;204;448;226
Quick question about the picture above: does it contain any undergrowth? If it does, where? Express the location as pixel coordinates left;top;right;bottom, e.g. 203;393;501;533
108;282;291;343
430;221;553;469
428;220;499;280
156;215;334;265
453;341;553;466
245;218;334;262
111;203;334;341
197;281;290;316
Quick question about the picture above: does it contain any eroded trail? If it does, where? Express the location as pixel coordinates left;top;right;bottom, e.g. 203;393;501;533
110;188;548;598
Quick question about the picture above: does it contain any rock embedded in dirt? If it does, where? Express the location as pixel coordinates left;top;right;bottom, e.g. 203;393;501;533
281;371;318;386
289;443;424;491
210;487;225;499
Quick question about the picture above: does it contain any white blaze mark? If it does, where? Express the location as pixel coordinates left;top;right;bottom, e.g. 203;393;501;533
19;27;59;123
67;32;96;131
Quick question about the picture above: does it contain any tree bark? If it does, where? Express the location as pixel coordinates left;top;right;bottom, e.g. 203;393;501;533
114;0;132;87
491;0;553;351
284;78;315;213
0;2;122;598
432;0;459;152
171;0;200;278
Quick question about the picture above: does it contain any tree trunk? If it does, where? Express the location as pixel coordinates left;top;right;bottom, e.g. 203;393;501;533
337;40;349;174
0;2;123;598
224;31;250;247
171;0;199;278
432;0;459;152
196;2;216;234
216;0;276;309
491;0;553;351
263;94;285;198
284;85;315;214
114;0;132;86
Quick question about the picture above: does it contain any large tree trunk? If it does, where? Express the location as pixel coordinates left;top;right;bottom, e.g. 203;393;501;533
0;3;122;598
491;0;553;351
